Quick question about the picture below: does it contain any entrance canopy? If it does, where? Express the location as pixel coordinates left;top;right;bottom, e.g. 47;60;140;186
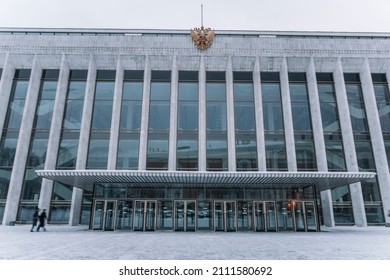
36;170;375;192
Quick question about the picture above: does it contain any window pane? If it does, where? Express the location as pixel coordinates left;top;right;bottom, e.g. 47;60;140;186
206;83;226;101
177;140;198;170
95;81;114;100
206;102;226;131
234;103;255;131
34;99;55;129
120;101;142;130
57;138;79;169
233;83;253;101
179;83;198;101
91;101;113;129
261;84;281;102
263;103;284;131
150;82;170;100
63;100;84;130
146;139;169;170
206;140;228;171
87;139;109;169
123;82;143;101
178;102;198;130
117;139;139;169
149;102;170;130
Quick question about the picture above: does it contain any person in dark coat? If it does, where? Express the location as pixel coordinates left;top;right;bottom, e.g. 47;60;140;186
30;207;39;232
36;209;47;232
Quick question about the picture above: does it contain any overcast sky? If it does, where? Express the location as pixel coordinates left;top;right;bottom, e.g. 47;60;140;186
0;0;390;32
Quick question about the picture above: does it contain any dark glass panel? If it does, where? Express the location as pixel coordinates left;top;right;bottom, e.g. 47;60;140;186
345;84;364;103
344;73;360;83
355;141;375;170
124;70;144;81
265;133;287;171
317;84;337;103
96;70;116;80
34;99;55;129
41;69;60;80
12;80;29;99
332;185;352;202
0;68;2;79
116;139;139;169
316;73;334;82
260;72;280;82
319;103;340;132
0;138;17;166
295;139;317;171
371;73;387;83
206;71;225;81
14;69;31;80
333;206;354;225
151;70;171;81
69;70;88;81
49;204;71;223
365;206;384;224
361;178;382;202
87;139;109;169
233;71;252;82
52;182;73;201
6;99;26;129
179;71;198;81
288;72;306;82
0;168;11;199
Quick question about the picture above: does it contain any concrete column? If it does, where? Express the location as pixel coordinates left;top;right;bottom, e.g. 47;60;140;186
39;54;70;212
107;56;123;170
361;58;390;226
0;54;14;134
69;55;96;226
280;57;297;171
333;58;367;227
226;56;236;171
307;57;335;227
2;55;42;225
253;57;266;171
138;56;151;170
198;55;207;171
168;55;178;171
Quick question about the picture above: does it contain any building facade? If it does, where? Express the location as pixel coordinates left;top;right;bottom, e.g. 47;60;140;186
0;28;389;231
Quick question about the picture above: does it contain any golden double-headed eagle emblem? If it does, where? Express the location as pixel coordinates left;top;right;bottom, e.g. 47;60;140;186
191;26;215;50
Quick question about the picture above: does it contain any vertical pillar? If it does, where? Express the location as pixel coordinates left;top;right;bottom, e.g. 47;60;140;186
253;57;266;171
307;57;335;227
333;58;367;227
2;55;42;225
226;56;236;171
39;54;70;212
280;57;297;171
107;56;124;170
0;54;14;134
198;55;207;171
69;55;96;226
168;55;178;171
360;58;390;226
138;56;151;170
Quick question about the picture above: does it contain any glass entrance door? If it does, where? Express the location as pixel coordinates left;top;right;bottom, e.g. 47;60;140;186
214;201;237;231
134;200;157;231
253;201;277;232
174;200;196;231
116;200;133;230
292;201;318;231
92;200;117;231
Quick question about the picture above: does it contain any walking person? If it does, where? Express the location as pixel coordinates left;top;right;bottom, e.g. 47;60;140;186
30;207;39;232
36;209;47;232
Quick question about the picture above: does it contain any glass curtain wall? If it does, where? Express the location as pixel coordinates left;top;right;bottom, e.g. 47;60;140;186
344;73;384;224
0;69;31;222
117;70;143;169
372;74;390;169
316;73;352;224
18;70;59;222
146;71;171;170
261;72;287;171
177;71;199;170
233;71;257;171
51;70;88;223
206;71;228;171
289;73;317;171
87;70;116;169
